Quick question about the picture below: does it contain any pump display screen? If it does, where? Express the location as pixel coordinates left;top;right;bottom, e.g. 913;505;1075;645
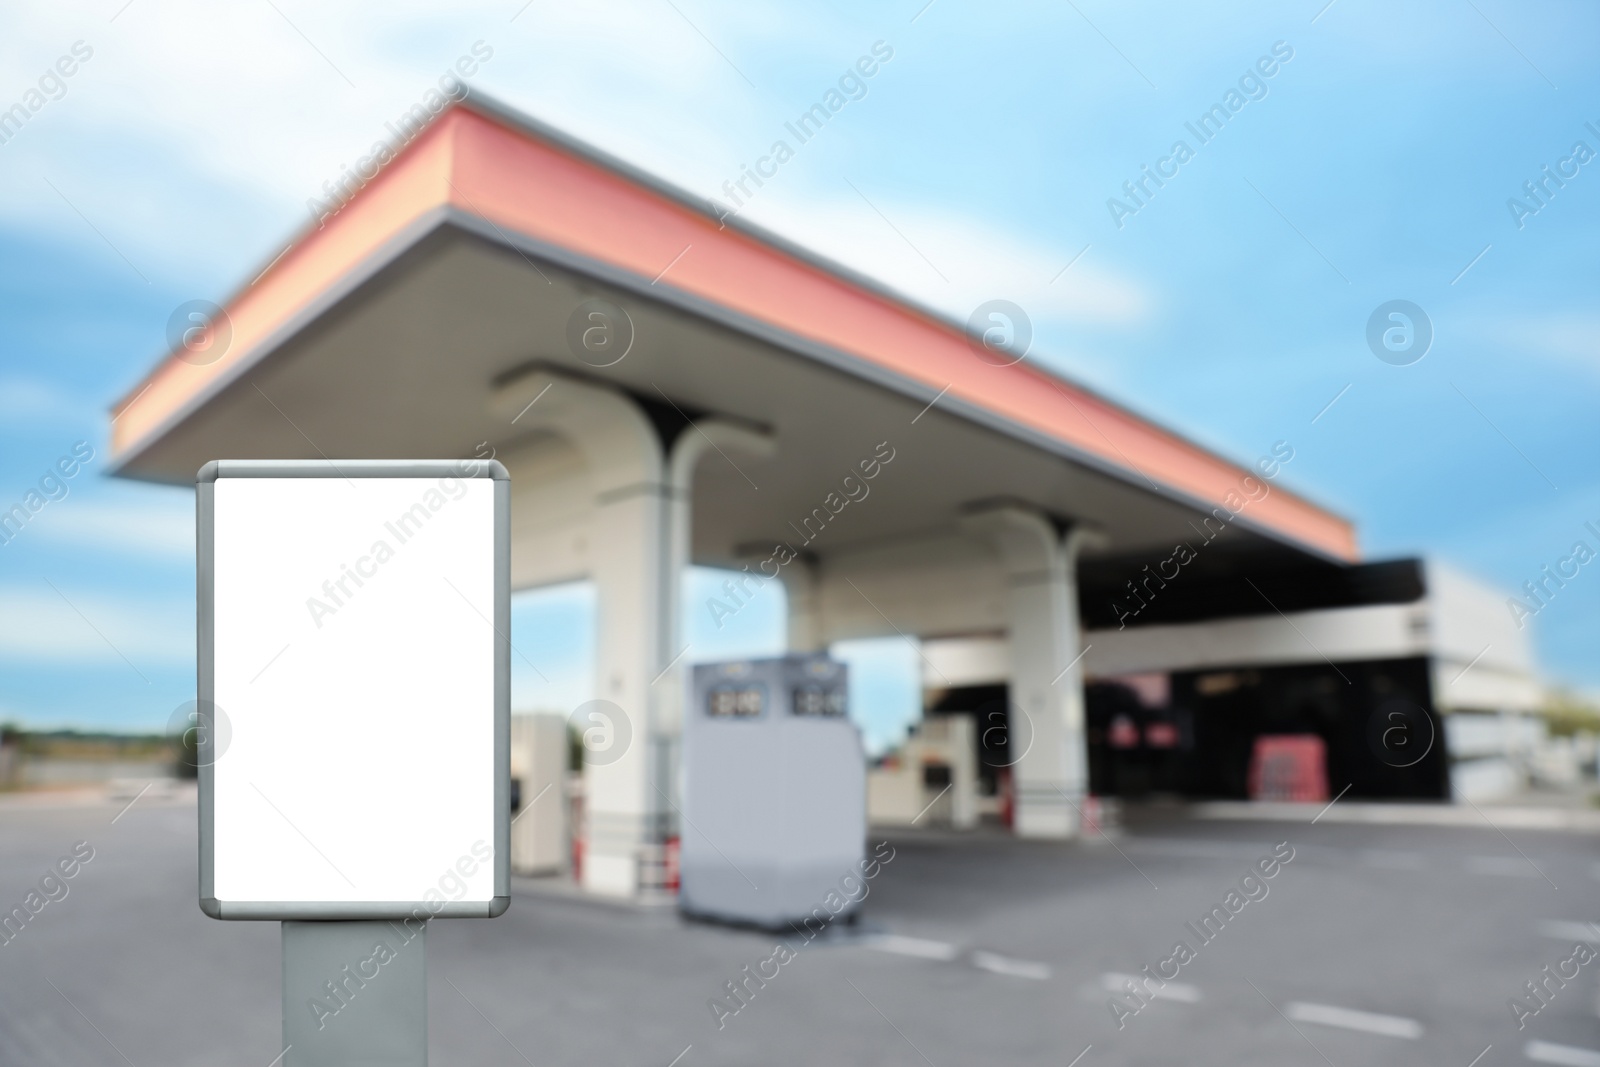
791;685;847;717
706;684;766;718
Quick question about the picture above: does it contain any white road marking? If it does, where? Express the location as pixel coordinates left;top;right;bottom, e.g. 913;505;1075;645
972;951;1051;980
1468;855;1543;878
1361;849;1425;870
1536;921;1600;943
1100;972;1200;1003
1125;837;1265;860
865;935;961;961
1284;1002;1422;1039
1527;1040;1600;1066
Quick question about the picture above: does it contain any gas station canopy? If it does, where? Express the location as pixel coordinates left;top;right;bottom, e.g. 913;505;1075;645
110;95;1354;577
109;95;1361;884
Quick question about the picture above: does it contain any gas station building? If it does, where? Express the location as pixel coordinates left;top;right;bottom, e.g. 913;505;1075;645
107;97;1536;899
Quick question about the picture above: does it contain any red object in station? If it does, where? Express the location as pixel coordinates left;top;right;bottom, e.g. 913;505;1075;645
1079;795;1103;835
1248;734;1329;802
1108;715;1140;750
1143;721;1180;749
664;835;681;893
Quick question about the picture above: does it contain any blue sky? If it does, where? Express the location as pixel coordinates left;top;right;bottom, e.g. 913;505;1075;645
0;0;1595;750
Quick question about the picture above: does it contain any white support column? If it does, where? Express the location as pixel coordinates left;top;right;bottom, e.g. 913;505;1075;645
660;420;775;818
1054;524;1099;821
492;369;665;897
778;554;824;653
962;507;1095;839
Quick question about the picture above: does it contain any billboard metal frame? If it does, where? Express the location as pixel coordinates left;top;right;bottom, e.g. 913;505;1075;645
195;458;511;920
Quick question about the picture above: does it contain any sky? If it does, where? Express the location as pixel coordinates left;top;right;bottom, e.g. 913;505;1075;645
0;0;1595;752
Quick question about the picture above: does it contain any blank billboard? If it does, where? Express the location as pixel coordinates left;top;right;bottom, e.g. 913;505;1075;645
196;460;509;919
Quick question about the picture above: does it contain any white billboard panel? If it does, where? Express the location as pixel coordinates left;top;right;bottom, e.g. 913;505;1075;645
197;460;510;919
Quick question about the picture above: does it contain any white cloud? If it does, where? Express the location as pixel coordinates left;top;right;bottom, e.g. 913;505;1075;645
739;188;1149;330
0;377;93;423
0;0;824;284
0;584;192;666
1;1;1141;359
1477;314;1600;378
27;498;193;558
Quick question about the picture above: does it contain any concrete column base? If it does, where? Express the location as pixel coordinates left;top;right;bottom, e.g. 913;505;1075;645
1013;785;1082;839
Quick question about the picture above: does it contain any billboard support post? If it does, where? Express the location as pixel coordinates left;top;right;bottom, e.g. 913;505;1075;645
282;919;427;1067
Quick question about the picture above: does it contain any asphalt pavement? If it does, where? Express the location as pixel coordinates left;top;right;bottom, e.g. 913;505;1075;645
2;790;1598;1066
